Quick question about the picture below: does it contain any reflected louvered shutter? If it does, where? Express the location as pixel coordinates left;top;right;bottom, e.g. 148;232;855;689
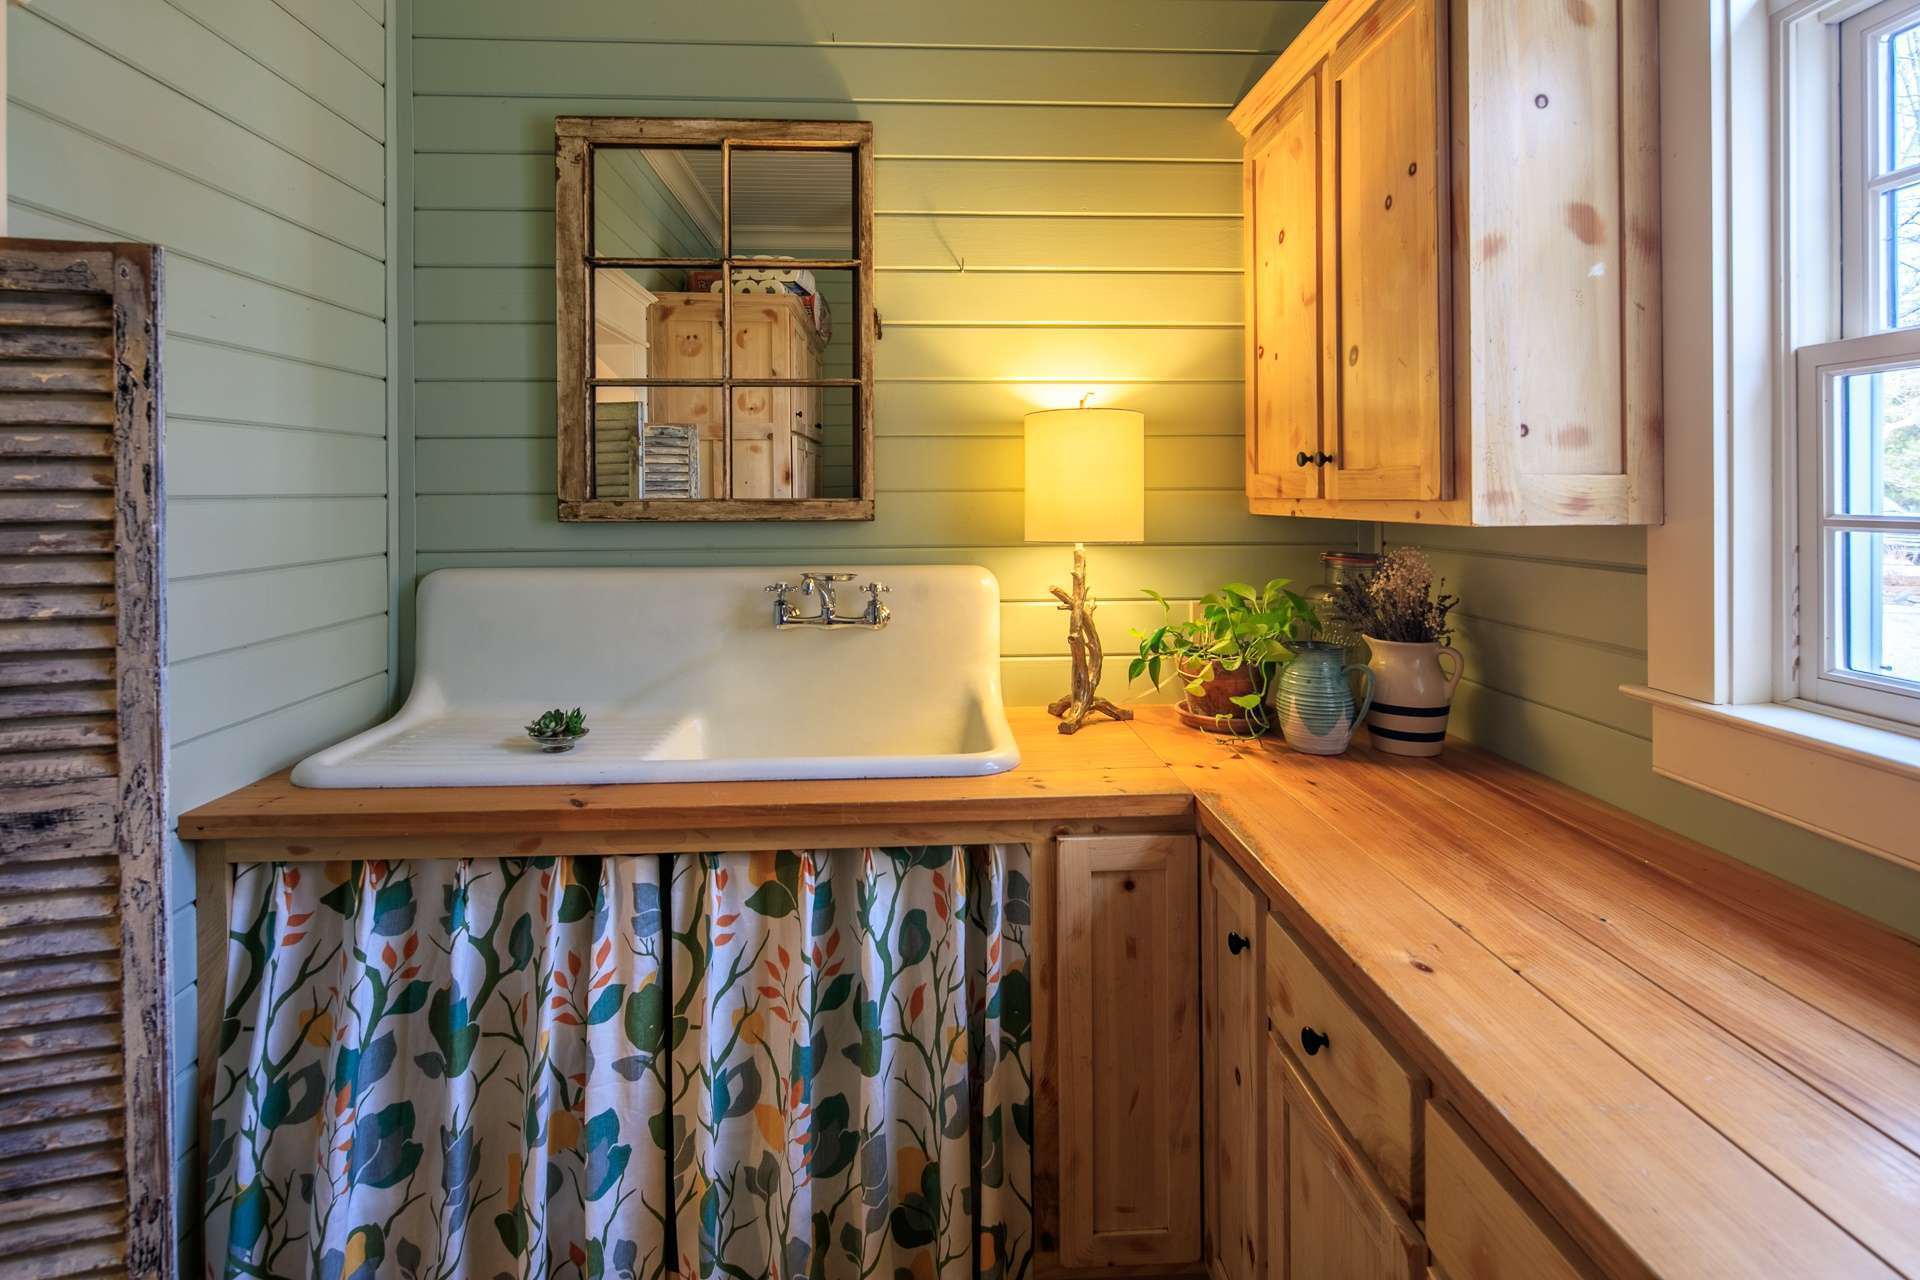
0;242;170;1277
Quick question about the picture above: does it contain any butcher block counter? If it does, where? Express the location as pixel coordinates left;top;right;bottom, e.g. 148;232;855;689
183;707;1920;1280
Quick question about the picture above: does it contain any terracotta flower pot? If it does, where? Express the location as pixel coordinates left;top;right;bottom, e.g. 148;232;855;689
1176;657;1259;719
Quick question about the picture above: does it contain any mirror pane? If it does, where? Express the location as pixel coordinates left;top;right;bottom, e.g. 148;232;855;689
728;147;856;259
591;146;723;259
593;383;722;500
594;267;728;383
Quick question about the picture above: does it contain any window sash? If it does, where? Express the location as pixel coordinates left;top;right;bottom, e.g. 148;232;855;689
1841;0;1920;336
1795;330;1920;726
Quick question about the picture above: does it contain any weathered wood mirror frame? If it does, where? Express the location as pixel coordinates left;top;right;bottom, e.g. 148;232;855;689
553;117;876;521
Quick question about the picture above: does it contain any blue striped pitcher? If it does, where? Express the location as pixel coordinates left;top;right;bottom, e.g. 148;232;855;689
1271;641;1375;756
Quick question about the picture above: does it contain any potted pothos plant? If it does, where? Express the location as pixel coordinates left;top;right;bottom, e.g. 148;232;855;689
1131;579;1317;735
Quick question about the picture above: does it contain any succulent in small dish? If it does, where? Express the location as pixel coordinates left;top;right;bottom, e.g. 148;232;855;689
525;707;589;753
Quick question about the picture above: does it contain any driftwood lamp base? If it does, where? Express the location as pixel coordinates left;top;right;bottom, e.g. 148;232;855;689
1046;543;1134;735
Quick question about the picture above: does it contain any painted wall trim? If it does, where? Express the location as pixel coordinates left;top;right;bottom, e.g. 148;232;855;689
1627;684;1920;872
387;0;415;710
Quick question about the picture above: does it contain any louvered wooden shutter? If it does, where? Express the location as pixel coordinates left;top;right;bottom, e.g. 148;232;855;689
0;242;170;1277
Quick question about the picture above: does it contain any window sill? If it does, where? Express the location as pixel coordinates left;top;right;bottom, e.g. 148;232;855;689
1620;686;1920;873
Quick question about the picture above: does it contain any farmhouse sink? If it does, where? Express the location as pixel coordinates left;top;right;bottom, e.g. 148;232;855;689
290;565;1020;787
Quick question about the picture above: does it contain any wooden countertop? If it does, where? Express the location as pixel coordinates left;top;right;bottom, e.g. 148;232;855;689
1126;714;1920;1280
180;706;1920;1279
177;707;1192;841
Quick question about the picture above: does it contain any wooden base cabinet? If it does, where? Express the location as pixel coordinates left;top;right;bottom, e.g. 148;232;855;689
1425;1103;1599;1280
1266;1038;1426;1280
1231;0;1661;526
1055;834;1203;1270
1203;842;1266;1280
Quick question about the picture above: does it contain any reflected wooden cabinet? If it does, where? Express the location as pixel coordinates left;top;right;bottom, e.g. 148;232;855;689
1203;841;1265;1280
1233;0;1661;525
1055;833;1203;1270
648;292;824;499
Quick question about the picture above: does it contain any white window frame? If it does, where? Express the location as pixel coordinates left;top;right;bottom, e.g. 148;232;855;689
1629;0;1920;875
1798;0;1920;726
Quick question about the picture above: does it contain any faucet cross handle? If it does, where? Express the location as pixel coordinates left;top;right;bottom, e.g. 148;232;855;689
862;580;892;627
765;581;794;595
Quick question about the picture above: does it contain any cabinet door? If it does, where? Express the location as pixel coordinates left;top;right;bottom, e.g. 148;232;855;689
1056;834;1202;1270
1246;67;1328;501
1327;0;1449;502
1203;843;1265;1280
1268;1036;1425;1280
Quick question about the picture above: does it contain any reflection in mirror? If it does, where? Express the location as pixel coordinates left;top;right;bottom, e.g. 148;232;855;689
591;147;721;259
728;148;855;259
588;265;857;500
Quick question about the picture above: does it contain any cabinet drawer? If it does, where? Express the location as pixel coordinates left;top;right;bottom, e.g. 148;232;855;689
1425;1102;1597;1280
1270;1033;1426;1280
1263;913;1425;1208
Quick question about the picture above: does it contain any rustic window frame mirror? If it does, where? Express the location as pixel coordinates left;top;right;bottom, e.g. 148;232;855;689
554;117;876;521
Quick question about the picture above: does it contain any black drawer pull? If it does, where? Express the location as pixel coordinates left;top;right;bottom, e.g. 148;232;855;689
1227;931;1251;956
1300;1025;1330;1056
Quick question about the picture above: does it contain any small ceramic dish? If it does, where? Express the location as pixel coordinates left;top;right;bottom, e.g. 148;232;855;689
527;728;589;754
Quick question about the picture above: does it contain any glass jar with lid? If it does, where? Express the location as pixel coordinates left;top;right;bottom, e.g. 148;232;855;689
1302;550;1379;668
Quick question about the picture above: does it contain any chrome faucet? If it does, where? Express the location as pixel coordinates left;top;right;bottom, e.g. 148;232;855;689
766;573;890;629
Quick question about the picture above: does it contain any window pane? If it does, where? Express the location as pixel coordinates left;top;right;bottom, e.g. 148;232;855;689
1838;530;1920;685
1883;181;1920;328
1888;22;1920;172
591;147;723;258
1836;364;1920;515
728;148;855;260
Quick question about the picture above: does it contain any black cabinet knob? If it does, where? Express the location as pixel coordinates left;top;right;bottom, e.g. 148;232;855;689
1295;451;1312;468
1300;1025;1330;1056
1227;931;1251;956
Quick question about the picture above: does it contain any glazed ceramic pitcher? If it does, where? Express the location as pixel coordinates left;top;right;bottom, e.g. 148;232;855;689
1363;638;1464;757
1271;642;1375;756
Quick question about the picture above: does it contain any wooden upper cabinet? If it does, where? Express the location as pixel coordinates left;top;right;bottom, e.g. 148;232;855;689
1246;70;1326;502
1327;0;1448;504
1230;0;1661;526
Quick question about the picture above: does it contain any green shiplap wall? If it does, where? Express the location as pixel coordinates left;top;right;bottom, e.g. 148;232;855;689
6;0;392;1239
1378;523;1920;936
407;0;1360;703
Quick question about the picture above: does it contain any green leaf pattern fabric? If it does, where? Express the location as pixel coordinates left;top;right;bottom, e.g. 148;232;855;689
205;847;1032;1280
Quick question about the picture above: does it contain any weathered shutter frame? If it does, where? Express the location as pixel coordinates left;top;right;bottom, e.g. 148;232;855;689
0;239;170;1277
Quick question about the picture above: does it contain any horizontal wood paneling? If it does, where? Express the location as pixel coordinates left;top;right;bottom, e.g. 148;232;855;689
413;0;1317;49
414;39;1274;106
417;153;1245;216
415;97;1246;160
416;209;1242;271
417;265;1244;326
26;0;383;198
410;0;1350;701
11;5;394;1253
1380;524;1920;935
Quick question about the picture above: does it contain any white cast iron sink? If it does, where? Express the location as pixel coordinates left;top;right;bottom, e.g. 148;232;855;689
290;565;1020;787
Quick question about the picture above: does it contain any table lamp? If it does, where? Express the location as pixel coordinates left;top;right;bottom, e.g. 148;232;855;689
1024;398;1145;734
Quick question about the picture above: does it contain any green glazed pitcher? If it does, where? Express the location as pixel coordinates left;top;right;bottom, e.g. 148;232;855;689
1270;641;1375;756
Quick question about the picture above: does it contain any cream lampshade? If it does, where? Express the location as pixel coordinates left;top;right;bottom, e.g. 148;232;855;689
1022;407;1145;544
1022;402;1145;734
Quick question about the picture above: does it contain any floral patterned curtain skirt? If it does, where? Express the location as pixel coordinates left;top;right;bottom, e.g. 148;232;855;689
203;846;1034;1280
